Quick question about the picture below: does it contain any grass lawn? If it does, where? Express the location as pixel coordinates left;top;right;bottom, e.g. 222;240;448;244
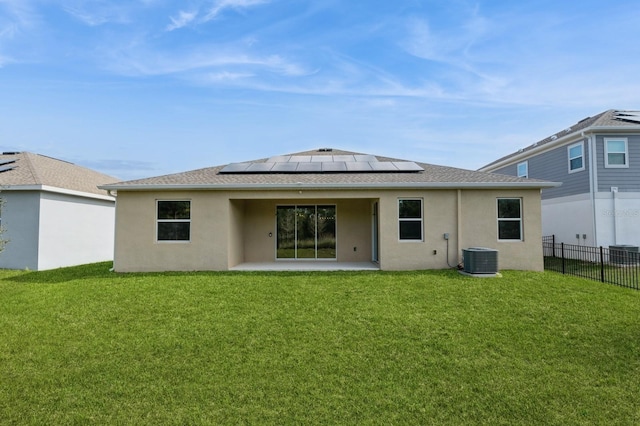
1;264;639;425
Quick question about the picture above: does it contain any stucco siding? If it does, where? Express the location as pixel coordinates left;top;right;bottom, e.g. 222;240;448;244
458;189;543;271
112;188;545;272
0;192;40;270
38;192;115;270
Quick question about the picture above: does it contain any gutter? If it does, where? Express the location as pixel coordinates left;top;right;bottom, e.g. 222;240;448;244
3;184;115;201
98;181;561;192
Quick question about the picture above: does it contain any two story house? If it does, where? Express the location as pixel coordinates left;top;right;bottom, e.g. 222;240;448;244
480;109;640;248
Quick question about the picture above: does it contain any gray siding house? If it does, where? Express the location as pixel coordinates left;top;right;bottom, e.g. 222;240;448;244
480;110;640;248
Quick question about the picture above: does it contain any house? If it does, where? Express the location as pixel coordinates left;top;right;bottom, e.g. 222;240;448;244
0;152;118;270
100;148;557;272
479;110;640;248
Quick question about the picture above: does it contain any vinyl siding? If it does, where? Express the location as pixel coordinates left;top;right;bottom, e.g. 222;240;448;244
596;134;640;192
494;139;590;200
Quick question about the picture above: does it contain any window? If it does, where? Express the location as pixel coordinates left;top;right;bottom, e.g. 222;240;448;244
568;142;584;172
605;138;628;168
398;199;423;240
157;200;191;241
497;198;522;241
517;161;528;178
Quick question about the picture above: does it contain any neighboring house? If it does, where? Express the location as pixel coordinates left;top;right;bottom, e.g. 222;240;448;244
479;109;640;248
100;148;557;272
0;152;118;270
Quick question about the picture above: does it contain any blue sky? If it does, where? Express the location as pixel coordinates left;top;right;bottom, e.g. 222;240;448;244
1;0;639;180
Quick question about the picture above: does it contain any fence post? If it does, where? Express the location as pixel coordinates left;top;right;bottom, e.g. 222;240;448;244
552;234;556;258
600;246;605;283
561;242;565;275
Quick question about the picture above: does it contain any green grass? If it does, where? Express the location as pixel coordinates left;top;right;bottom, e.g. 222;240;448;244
1;264;639;425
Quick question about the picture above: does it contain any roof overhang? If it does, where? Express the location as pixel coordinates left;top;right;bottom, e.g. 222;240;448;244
99;181;560;192
2;184;115;201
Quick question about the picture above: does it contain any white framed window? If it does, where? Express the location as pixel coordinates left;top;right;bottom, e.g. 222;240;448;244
497;198;522;241
567;142;585;173
398;198;423;241
517;161;528;178
157;200;191;242
604;138;629;168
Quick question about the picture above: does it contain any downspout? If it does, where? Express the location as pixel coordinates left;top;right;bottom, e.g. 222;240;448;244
612;187;618;245
457;189;462;265
586;132;598;246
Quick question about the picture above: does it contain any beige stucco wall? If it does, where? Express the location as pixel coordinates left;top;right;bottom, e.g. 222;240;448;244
113;187;543;272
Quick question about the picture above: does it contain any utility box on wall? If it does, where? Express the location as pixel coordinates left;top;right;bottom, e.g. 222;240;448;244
462;247;499;274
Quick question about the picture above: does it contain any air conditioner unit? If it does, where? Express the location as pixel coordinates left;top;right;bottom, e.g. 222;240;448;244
609;245;639;265
462;247;498;274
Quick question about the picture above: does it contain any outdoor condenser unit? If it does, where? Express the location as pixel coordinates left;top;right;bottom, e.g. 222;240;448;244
462;247;498;274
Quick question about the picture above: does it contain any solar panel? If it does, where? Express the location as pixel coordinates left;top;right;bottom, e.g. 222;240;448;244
218;155;424;174
345;161;373;171
321;161;347;172
271;162;299;172
0;165;16;173
296;162;323;172
0;159;16;167
393;162;424;171
289;155;311;162
219;162;251;173
246;162;275;172
332;155;355;162
369;162;398;171
354;155;377;162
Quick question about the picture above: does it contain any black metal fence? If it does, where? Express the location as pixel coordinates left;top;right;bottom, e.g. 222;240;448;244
543;235;639;290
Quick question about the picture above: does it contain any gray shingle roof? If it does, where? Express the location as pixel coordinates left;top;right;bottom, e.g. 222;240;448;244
101;148;557;190
481;109;640;170
0;152;119;197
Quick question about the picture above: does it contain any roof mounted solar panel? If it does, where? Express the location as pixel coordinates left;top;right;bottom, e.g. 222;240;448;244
0;159;16;167
393;162;424;171
0;165;16;173
332;155;356;162
219;162;252;173
289;155;311;162
321;161;347;172
271;162;299;172
345;161;373;171
268;155;291;163
246;162;276;172
296;162;323;172
369;162;398;171
354;155;377;162
311;155;333;162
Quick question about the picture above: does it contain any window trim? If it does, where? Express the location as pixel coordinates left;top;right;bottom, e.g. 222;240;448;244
567;142;585;173
604;137;629;168
497;198;523;242
398;198;423;242
156;200;191;243
517;161;528;178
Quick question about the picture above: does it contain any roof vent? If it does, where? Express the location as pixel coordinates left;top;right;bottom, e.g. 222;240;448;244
318;148;333;152
564;127;572;132
550;135;558;141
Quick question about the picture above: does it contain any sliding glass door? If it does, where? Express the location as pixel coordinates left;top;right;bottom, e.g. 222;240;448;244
276;205;336;259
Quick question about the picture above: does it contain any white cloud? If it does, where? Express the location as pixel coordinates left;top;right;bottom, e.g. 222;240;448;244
203;0;269;22
166;10;197;31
